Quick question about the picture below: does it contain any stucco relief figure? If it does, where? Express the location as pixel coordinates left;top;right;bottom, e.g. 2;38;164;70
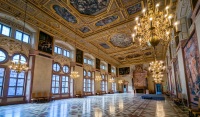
184;32;200;103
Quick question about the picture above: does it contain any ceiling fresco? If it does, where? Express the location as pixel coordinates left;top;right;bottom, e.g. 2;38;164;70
53;5;77;23
79;26;91;33
70;0;109;15
127;3;142;15
0;0;173;66
95;15;118;26
110;33;133;48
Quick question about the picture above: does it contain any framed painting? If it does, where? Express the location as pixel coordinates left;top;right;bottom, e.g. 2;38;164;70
76;49;83;64
119;67;130;75
183;31;200;104
38;31;53;54
96;58;100;70
108;64;111;73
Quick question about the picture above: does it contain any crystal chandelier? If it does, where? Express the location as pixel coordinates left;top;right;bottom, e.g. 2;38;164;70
132;0;173;47
9;0;28;73
70;71;80;79
95;75;102;82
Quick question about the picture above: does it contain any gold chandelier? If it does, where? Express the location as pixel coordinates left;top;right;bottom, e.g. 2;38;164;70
149;59;165;83
95;75;102;82
70;71;80;79
9;1;28;73
132;0;173;47
118;80;123;84
149;60;165;73
109;78;115;83
9;60;28;73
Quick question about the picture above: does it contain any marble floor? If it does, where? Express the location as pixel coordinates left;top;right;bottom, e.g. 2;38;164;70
0;93;188;117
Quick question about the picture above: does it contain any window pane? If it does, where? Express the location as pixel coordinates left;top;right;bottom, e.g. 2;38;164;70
88;60;91;65
18;72;25;78
56;82;59;87
63;66;69;73
53;64;60;72
52;81;55;87
17;79;24;86
10;70;17;77
0;87;2;96
15;31;22;41
13;55;26;63
65;88;68;93
0;25;1;32
84;58;87;63
58;48;62;54
0;78;3;86
52;88;55;93
0;50;6;62
16;87;23;95
55;88;59;93
2;25;10;36
0;68;5;77
8;87;15;96
9;78;17;86
88;72;91;77
67;51;70;57
84;70;86;76
23;34;30;43
54;46;58;53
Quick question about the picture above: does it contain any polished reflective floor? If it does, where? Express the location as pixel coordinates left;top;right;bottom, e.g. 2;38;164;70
0;93;188;117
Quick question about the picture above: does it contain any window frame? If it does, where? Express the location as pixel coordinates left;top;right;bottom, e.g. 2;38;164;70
54;46;62;55
15;30;30;43
0;48;8;64
0;67;5;97
0;23;11;37
52;63;61;72
62;65;70;74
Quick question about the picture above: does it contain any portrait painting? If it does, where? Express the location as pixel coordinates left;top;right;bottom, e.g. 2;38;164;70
108;64;111;73
96;58;100;70
119;67;130;75
38;31;53;54
174;59;182;98
127;2;142;15
183;32;200;104
76;49;83;64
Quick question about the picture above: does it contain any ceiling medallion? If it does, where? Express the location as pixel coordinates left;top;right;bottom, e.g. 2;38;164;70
110;33;133;48
70;0;109;15
53;5;77;23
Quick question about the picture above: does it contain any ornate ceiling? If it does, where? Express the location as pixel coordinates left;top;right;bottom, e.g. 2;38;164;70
0;0;175;66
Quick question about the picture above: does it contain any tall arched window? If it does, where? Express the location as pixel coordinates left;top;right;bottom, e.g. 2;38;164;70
101;74;107;92
83;70;93;92
8;54;28;96
51;63;70;95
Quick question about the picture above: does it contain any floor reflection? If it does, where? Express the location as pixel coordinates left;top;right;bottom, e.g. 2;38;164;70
0;93;188;117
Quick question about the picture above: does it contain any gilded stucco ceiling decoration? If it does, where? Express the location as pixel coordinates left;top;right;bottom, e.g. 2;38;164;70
53;5;77;23
70;0;109;15
79;26;91;33
127;2;142;15
0;0;171;66
95;15;118;26
110;33;133;48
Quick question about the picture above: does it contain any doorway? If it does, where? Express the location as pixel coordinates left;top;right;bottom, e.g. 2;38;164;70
123;85;128;93
156;84;162;94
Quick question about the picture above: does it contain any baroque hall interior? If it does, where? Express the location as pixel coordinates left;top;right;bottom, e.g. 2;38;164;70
0;0;199;116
